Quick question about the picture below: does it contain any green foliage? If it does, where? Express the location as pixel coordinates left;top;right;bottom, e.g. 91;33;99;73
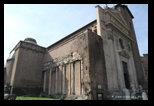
16;96;59;100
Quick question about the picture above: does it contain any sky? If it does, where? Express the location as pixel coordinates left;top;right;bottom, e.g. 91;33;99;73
4;4;148;65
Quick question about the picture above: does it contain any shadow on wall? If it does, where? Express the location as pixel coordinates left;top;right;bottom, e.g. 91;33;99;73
88;31;107;100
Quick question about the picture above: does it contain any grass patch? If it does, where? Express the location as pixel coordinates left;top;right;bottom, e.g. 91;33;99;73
16;96;59;100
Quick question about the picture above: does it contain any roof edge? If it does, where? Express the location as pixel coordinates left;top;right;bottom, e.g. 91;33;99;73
115;4;134;19
47;19;97;49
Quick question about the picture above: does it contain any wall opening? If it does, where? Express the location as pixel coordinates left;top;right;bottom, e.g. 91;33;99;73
122;61;130;89
97;93;103;100
119;38;124;49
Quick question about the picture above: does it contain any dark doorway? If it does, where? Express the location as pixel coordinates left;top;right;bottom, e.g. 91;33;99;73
122;61;130;89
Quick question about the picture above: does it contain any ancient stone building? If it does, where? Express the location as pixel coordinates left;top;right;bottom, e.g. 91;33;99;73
140;54;148;82
4;4;148;100
4;67;6;84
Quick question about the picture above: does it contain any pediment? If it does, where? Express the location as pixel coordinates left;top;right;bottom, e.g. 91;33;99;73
109;9;128;27
118;50;130;59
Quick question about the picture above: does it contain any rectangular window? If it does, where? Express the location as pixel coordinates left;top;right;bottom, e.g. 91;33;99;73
97;93;103;100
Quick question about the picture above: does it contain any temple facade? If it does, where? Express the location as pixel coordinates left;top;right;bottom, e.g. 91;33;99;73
4;4;148;100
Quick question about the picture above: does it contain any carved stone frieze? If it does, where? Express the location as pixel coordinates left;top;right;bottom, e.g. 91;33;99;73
127;42;132;51
92;25;97;33
107;28;113;40
118;50;130;59
43;52;82;70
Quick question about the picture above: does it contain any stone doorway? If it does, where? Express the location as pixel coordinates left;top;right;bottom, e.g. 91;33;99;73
122;61;130;89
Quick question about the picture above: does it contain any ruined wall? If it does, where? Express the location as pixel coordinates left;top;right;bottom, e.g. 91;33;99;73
88;29;107;100
43;29;91;98
96;5;121;92
11;42;46;95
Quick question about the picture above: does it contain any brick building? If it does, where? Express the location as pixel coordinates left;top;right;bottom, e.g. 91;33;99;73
4;4;148;100
140;54;148;82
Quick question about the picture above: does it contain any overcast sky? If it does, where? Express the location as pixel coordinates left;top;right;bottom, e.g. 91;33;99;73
4;4;148;65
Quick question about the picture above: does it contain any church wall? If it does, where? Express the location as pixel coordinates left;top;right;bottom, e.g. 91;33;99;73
4;4;147;99
141;54;148;82
88;29;107;100
10;49;20;87
95;5;143;98
128;17;147;89
5;58;14;85
96;6;120;92
117;5;147;89
11;42;46;95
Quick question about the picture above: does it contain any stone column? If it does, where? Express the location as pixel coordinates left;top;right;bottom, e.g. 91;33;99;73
70;62;74;95
114;36;125;89
43;71;46;92
112;35;121;89
74;61;81;95
62;65;66;94
130;52;138;87
96;5;104;36
66;64;71;95
128;55;135;86
105;29;119;90
48;69;52;95
81;59;84;94
51;69;55;95
55;67;58;94
109;36;118;89
58;65;62;94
